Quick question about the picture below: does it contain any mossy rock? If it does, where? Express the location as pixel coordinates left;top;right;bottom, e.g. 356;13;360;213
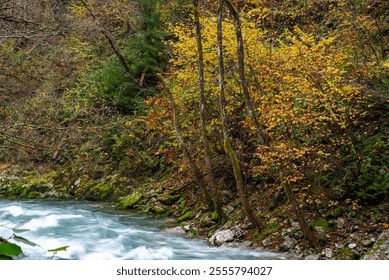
310;218;329;233
25;191;41;199
29;183;51;193
89;182;114;201
189;226;198;236
119;190;143;209
154;206;170;216
336;247;358;260
178;197;186;209
178;210;193;223
200;219;213;228
157;194;181;205
211;210;219;222
325;207;346;219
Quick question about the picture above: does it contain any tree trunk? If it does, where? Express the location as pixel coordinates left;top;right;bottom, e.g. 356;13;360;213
279;170;320;249
217;1;260;229
223;0;268;146
160;76;215;211
193;0;225;222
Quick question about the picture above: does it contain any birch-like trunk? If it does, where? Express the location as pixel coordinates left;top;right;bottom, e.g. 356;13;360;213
217;1;260;229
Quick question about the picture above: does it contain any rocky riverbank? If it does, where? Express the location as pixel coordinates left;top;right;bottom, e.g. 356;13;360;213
1;166;388;260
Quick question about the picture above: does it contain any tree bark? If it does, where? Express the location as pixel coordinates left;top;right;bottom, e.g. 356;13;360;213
279;169;320;249
222;0;268;146
161;77;215;210
217;1;260;229
193;0;226;222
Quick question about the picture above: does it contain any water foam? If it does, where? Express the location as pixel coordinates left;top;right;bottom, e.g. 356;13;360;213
2;205;24;216
23;214;82;231
123;246;174;260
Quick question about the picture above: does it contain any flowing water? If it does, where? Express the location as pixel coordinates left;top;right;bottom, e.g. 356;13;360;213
0;199;280;260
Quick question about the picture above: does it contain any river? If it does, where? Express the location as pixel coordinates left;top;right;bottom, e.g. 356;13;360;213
0;199;280;260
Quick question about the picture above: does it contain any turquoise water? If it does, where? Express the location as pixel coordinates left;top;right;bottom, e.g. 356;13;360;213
0;199;279;260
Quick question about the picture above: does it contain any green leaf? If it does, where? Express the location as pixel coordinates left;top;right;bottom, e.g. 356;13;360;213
48;246;69;253
0;242;22;257
12;228;30;233
12;235;38;247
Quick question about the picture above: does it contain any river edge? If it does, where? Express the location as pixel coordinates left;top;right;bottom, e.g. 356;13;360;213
1;166;389;260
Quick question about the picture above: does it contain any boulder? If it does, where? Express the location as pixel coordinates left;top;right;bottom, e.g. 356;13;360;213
209;229;235;246
279;237;298;252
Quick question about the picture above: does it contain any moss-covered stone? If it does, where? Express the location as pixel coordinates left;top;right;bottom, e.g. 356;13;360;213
178;197;186;209
310;218;329;233
189;226;198;236
119;190;143;209
178;210;193;223
147;201;170;216
89;182;114;201
157;193;181;205
336;247;358;260
211;210;219;222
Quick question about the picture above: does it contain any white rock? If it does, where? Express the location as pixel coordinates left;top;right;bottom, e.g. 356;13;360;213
305;254;320;260
325;248;333;258
348;243;357;249
209;229;235;246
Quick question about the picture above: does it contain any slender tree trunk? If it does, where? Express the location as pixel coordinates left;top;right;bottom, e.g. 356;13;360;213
217;1;260;229
161;77;215;210
223;0;268;146
193;0;225;222
279;169;320;249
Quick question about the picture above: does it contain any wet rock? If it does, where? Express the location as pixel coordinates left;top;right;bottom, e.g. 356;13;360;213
279;237;298;252
162;226;185;234
262;238;272;247
305;254;320;260
209;229;235;246
183;224;192;232
239;241;253;249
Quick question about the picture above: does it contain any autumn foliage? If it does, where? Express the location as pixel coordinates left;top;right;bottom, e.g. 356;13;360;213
1;0;388;247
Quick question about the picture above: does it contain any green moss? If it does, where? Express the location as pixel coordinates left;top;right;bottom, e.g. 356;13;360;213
150;205;169;216
189;226;198;236
178;197;186;209
178;210;193;223
119;190;143;209
337;247;358;260
310;218;329;233
363;239;383;259
255;221;280;241
200;219;212;228
157;193;181;205
89;182;114;200
211;210;219;222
